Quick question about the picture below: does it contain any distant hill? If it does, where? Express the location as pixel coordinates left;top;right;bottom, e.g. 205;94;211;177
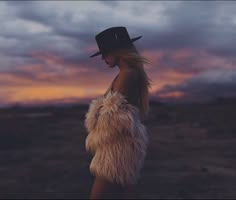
149;99;166;106
211;97;236;104
1;96;236;113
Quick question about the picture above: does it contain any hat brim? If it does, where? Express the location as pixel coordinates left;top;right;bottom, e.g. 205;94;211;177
89;36;142;58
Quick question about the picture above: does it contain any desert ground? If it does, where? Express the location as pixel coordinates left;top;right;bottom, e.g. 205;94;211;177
0;99;236;199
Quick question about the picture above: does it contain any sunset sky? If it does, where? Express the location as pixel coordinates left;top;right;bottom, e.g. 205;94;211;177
0;1;236;107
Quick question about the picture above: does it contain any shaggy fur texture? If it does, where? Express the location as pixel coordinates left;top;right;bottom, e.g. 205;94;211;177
84;91;149;186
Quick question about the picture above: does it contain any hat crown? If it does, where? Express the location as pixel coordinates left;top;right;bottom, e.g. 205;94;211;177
96;27;131;44
95;27;132;55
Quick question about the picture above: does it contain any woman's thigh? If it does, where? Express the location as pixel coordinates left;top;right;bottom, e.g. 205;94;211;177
89;176;125;199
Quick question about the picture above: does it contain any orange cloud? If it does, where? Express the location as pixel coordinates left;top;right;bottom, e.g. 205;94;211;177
1;86;105;105
2;48;230;105
0;51;115;105
142;49;166;67
158;91;185;98
169;48;195;62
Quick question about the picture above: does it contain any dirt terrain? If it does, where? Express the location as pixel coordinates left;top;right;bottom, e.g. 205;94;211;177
0;99;236;199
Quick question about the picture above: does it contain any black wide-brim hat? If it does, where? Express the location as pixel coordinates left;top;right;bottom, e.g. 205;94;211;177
90;26;142;58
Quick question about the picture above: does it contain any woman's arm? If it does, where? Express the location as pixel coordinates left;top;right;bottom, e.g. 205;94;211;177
85;91;139;154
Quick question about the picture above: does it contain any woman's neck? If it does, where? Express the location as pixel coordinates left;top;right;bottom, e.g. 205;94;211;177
117;58;133;72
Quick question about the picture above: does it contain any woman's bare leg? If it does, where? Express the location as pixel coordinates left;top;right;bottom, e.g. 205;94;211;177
89;176;125;199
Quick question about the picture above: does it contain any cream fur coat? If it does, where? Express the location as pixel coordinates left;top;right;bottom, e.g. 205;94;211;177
84;90;149;186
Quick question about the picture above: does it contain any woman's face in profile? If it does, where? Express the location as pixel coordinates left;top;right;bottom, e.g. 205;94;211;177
102;52;119;68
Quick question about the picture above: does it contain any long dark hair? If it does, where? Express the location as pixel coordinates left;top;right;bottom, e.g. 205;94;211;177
111;45;153;121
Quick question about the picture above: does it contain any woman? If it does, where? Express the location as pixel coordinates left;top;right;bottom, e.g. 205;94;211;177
85;27;152;199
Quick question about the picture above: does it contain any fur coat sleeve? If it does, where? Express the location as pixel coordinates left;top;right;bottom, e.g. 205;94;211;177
84;91;149;186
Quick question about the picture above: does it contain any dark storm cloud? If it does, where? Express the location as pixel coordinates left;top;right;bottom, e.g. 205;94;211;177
136;1;236;59
1;1;236;104
1;1;105;71
155;70;236;102
3;1;236;61
5;1;100;43
100;1;119;7
5;1;55;27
